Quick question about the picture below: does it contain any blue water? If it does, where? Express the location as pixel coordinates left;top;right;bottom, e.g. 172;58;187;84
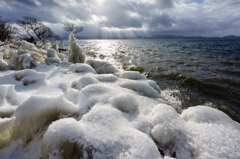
59;39;240;121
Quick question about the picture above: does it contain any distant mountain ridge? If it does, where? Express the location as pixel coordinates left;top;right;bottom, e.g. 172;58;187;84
62;34;240;40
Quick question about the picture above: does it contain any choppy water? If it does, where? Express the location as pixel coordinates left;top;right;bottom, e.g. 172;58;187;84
60;39;240;122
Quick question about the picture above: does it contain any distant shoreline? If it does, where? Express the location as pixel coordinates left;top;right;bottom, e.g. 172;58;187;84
58;35;240;40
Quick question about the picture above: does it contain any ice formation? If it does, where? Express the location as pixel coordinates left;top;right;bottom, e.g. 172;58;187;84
0;53;11;71
12;53;39;70
45;49;61;65
68;33;85;63
51;40;59;51
0;36;240;159
19;40;47;56
57;53;67;61
43;41;51;51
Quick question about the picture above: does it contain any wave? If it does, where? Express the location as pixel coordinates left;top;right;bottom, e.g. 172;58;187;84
217;69;240;77
220;61;240;65
204;77;240;87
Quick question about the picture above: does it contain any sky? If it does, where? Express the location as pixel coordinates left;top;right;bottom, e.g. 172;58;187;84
0;0;240;38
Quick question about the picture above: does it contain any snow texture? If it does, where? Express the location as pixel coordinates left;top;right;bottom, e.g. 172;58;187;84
14;95;78;144
69;63;96;74
0;34;240;159
119;80;161;98
86;59;118;74
119;71;146;80
42;106;162;159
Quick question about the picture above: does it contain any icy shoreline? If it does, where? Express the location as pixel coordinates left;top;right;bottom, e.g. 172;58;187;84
0;34;240;159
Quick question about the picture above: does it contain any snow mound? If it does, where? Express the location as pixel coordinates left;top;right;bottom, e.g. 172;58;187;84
181;106;235;124
93;74;118;82
151;104;185;148
147;80;161;93
42;106;162;159
14;95;78;144
119;71;146;80
109;93;139;113
41;118;83;159
78;84;113;115
45;49;61;65
69;63;96;74
14;69;47;86
119;80;161;98
68;33;85;63
179;106;240;159
86;59;118;74
78;75;100;90
77;74;118;91
0;85;27;118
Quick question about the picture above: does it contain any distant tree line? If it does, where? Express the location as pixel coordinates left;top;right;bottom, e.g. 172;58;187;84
0;16;18;42
17;16;61;42
63;22;83;34
0;16;83;43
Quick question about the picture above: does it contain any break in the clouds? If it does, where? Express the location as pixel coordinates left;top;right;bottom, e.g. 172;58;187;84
0;0;240;38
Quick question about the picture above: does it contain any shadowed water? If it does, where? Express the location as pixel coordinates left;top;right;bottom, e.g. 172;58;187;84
60;39;240;122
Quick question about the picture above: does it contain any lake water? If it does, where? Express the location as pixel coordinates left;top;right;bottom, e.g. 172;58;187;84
59;39;240;122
